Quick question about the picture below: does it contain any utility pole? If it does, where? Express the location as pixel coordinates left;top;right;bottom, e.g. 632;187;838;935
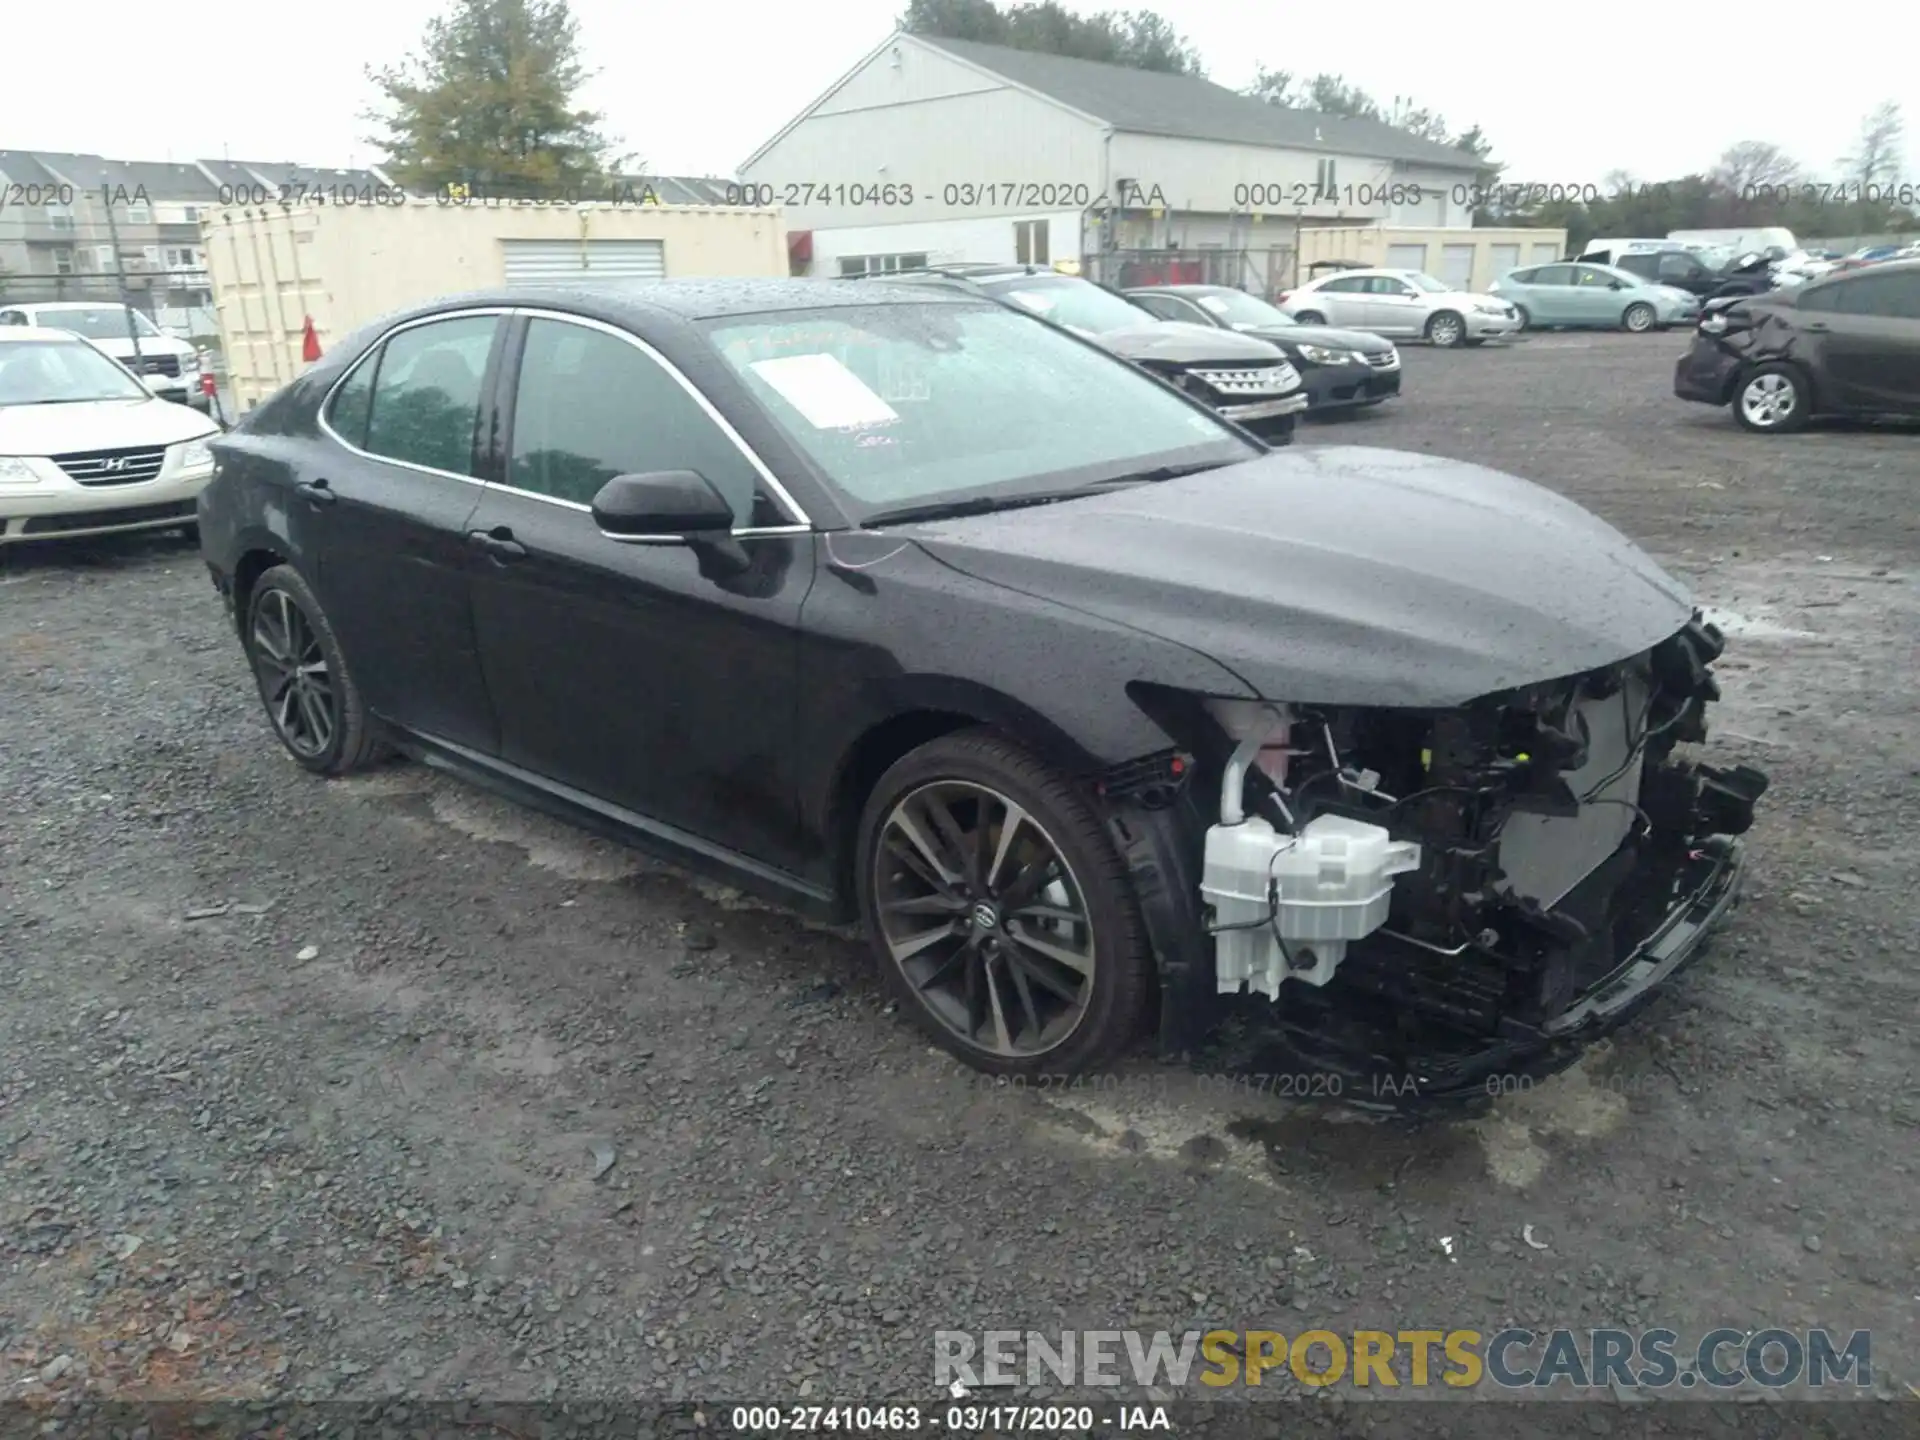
100;188;147;373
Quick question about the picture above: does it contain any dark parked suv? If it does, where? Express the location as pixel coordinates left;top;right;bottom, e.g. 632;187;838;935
1674;259;1920;432
868;264;1307;443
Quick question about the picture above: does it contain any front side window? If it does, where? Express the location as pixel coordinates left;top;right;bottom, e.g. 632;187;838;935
0;339;149;406
1402;273;1452;293
1367;276;1419;296
1319;276;1368;294
1575;266;1623;288
361;315;497;475
508;318;773;523
1616;254;1659;280
707;301;1255;518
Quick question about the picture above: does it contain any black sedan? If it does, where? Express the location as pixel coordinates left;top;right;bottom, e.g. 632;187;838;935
1675;260;1920;432
1124;284;1402;414
199;279;1765;1098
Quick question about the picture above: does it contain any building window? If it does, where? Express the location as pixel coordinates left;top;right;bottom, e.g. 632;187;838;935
52;248;76;274
94;245;115;269
45;203;74;231
127;202;153;224
837;252;930;276
1314;159;1338;201
1015;219;1050;265
182;206;200;222
164;247;201;268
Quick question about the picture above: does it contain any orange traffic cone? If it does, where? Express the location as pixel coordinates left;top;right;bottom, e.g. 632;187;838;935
301;316;322;363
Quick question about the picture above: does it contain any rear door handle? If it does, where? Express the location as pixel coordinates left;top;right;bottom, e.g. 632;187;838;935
1803;321;1829;332
467;527;527;562
295;478;336;506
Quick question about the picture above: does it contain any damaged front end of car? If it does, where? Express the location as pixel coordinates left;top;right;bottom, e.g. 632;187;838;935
1108;613;1767;1104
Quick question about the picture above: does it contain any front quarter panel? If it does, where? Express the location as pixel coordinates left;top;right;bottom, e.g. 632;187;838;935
793;532;1254;860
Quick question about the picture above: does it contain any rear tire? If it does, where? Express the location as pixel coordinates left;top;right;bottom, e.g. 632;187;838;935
244;564;389;776
854;730;1155;1076
1733;363;1809;434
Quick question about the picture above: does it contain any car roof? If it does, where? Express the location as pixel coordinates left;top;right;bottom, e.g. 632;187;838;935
0;325;110;343
1125;283;1235;295
364;278;993;331
11;301;127;312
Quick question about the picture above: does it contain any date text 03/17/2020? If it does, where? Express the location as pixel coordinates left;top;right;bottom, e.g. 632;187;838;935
723;1404;1173;1433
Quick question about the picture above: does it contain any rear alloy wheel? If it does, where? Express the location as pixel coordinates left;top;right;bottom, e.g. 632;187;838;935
245;564;387;776
856;731;1153;1075
1426;311;1466;347
1734;364;1809;434
1622;302;1657;333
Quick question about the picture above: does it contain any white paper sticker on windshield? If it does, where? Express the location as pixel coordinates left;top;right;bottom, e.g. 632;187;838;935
1007;291;1054;315
748;353;900;429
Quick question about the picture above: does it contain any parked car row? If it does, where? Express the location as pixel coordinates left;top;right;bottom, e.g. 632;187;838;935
0;302;211;413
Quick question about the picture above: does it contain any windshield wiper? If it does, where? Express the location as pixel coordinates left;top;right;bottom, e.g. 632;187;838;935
861;491;1086;528
1089;460;1232;486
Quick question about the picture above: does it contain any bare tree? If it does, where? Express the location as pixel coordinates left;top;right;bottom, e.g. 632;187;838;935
1244;64;1299;107
1710;141;1801;194
1840;101;1905;188
1384;96;1450;145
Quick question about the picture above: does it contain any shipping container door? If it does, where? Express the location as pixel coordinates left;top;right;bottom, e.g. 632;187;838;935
500;239;667;287
1385;243;1428;272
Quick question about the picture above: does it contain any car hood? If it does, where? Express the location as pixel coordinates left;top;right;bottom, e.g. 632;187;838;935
903;445;1694;709
1094;321;1285;364
1240;323;1393;354
0;397;217;455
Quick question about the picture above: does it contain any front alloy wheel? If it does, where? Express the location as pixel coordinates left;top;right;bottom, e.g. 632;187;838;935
1427;312;1466;347
1735;365;1808;433
857;731;1153;1074
1623;302;1657;333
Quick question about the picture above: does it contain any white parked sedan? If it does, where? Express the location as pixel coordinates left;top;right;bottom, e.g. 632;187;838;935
1278;268;1520;347
0;327;219;543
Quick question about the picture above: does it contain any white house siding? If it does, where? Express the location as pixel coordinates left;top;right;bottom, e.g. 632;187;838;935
739;40;1106;233
1104;136;1473;229
809;211;1086;274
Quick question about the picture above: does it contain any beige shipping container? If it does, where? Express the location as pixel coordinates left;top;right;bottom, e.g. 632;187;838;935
1290;225;1570;294
202;199;788;411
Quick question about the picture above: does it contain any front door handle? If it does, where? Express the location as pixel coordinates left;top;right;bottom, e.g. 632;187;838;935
1803;320;1829;332
295;478;336;507
467;527;527;562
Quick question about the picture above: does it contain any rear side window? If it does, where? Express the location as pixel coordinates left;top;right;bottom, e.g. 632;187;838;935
362;315;498;475
1616;254;1658;280
1530;265;1577;285
1319;276;1368;293
324;350;378;448
1801;275;1908;317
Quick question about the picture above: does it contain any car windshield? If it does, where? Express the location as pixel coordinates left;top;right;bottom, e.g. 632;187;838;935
0;339;150;406
981;277;1152;336
34;306;162;341
1404;273;1454;293
1192;289;1294;328
706;302;1257;518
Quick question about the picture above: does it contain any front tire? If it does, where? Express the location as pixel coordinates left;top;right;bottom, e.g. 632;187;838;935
1734;363;1809;434
1623;302;1657;333
1426;311;1466;347
244;564;387;775
1293;310;1327;326
1512;304;1531;332
855;730;1154;1076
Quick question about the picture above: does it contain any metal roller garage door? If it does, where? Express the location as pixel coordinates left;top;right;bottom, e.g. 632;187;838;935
501;239;666;287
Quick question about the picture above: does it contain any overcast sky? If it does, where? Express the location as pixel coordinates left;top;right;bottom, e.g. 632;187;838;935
4;0;1910;188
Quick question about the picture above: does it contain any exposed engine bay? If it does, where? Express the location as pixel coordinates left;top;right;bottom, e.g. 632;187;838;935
1183;613;1768;1096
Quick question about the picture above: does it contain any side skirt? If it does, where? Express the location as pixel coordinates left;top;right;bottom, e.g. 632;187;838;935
385;726;840;922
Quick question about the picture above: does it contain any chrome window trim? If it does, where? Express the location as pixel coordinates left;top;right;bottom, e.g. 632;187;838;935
313;304;819;539
508;307;813;529
315;306;512;488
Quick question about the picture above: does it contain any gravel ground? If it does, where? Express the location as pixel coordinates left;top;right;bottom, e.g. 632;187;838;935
3;332;1916;1412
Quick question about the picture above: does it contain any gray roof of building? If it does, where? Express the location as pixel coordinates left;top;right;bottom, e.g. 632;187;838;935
916;36;1482;170
619;174;737;205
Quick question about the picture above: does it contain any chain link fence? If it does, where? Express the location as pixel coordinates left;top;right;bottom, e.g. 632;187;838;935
1082;247;1298;300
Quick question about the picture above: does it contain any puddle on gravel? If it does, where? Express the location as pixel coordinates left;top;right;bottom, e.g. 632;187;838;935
1699;606;1820;641
1033;1050;1632;1195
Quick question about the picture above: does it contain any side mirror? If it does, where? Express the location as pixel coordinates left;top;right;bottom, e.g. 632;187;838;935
590;470;734;538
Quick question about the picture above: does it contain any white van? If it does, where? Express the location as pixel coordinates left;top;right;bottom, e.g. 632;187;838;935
1667;228;1797;257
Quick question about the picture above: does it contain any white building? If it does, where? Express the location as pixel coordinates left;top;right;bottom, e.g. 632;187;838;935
739;33;1490;292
